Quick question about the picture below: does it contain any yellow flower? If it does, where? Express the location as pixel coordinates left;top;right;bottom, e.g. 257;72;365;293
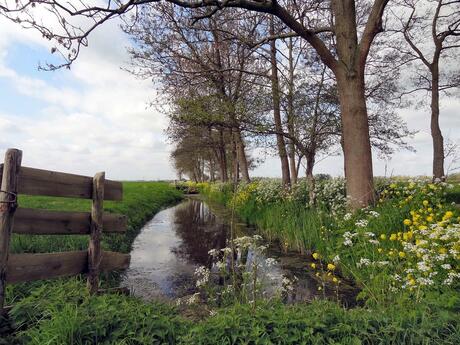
378;248;383;253
423;200;429;207
332;277;339;283
399;251;406;258
310;263;316;269
380;234;386;240
390;233;397;241
439;248;447;254
418;225;427;231
444;211;454;219
390;183;397;189
403;219;412;226
312;252;320;260
426;216;433;222
409;278;416;286
327;263;336;271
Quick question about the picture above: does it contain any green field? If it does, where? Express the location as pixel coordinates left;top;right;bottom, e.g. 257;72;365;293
1;182;183;344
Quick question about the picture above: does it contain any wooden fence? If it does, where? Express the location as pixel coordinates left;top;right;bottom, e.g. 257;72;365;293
0;148;130;313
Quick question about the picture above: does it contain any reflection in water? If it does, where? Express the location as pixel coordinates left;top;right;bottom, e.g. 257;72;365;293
122;199;229;299
122;197;358;306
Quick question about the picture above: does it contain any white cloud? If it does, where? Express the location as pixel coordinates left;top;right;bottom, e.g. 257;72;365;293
0;16;175;180
0;14;458;181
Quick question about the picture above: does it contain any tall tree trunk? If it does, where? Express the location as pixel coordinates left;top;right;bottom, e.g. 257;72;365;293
306;151;316;205
336;71;375;209
230;129;239;185
235;128;250;183
287;37;298;185
430;62;445;181
218;129;229;182
331;0;375;209
270;16;291;188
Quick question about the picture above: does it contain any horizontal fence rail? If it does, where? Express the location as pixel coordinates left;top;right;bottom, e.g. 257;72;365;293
13;208;127;235
7;251;130;284
0;165;123;200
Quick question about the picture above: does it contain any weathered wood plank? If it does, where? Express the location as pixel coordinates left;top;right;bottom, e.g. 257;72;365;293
13;208;126;235
6;251;130;284
87;172;104;293
0;165;122;200
0;149;22;312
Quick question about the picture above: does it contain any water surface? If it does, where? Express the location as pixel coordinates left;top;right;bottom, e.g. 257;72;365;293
122;197;358;305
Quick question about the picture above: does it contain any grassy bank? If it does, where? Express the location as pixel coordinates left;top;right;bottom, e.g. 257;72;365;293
2;182;183;344
196;179;460;342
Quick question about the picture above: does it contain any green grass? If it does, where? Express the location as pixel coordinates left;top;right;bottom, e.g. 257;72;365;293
182;299;460;345
2;182;183;344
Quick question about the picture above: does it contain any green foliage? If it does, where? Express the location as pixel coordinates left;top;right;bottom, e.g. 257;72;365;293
181;300;460;345
8;278;189;345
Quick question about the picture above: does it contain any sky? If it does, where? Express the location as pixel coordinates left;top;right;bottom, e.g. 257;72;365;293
0;16;459;181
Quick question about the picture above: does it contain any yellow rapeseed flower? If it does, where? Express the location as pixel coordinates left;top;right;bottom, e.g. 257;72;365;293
327;263;336;271
380;234;386;240
444;211;454;219
390;234;397;241
403;219;412;226
312;252;320;260
426;216;433;222
310;263;316;269
399;251;406;258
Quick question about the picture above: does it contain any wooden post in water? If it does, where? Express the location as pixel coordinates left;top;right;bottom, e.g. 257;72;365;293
0;149;22;313
87;172;104;294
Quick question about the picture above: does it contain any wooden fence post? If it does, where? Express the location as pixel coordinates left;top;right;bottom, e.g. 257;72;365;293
0;149;22;312
87;172;104;294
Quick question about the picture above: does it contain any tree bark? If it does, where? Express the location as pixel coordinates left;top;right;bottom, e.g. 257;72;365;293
306;151;316;205
234;128;250;183
287;37;298;185
270;16;291;188
331;0;376;208
430;62;445;180
218;129;229;182
337;71;375;208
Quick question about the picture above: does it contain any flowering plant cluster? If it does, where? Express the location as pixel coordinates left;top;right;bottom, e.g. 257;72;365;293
186;235;295;307
332;180;459;300
228;177;346;213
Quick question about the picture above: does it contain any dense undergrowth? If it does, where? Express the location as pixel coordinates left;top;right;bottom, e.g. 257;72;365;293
194;177;460;343
2;179;460;344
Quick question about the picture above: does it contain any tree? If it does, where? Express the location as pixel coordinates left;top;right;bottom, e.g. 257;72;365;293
1;0;393;208
395;0;460;181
